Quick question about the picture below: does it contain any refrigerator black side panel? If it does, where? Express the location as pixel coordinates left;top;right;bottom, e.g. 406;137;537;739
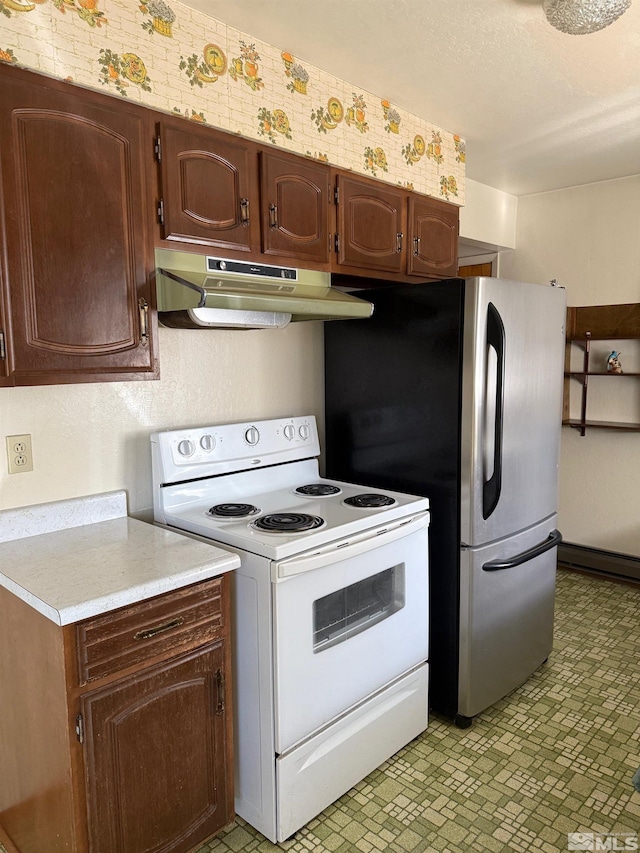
324;279;465;717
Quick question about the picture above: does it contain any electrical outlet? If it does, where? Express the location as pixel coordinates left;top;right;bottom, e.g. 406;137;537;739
6;434;34;474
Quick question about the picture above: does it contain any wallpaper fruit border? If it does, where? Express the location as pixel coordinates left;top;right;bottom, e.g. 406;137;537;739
0;0;466;205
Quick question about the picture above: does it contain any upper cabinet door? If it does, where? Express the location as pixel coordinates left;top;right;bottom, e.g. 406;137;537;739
408;195;459;278
259;151;330;266
157;117;260;253
0;66;157;385
334;173;406;275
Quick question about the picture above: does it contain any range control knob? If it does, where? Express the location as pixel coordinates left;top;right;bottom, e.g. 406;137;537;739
283;424;295;440
244;426;260;446
217;260;227;270
177;439;195;457
200;434;215;452
298;424;310;440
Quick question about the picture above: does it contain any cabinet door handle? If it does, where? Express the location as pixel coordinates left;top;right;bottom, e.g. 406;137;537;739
413;235;420;256
269;203;278;229
215;668;225;715
138;298;149;346
75;713;85;744
396;232;403;253
134;616;184;641
240;197;250;225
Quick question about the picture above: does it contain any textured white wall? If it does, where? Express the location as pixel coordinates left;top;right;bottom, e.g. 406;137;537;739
500;175;640;556
459;179;517;250
0;323;324;516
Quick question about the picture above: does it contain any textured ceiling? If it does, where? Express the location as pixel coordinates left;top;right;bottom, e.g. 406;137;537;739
179;0;640;196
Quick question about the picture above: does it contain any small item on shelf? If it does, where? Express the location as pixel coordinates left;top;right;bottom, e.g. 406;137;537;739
606;351;623;374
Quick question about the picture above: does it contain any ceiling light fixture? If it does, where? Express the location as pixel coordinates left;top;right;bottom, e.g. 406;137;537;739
543;0;631;34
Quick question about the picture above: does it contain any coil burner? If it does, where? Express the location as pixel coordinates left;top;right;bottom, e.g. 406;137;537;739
209;503;260;518
294;484;342;497
343;493;397;509
253;513;325;533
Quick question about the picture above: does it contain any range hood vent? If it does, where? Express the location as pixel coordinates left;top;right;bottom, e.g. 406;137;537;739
155;250;373;329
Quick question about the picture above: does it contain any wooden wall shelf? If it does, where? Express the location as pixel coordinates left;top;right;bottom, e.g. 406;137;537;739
563;303;640;436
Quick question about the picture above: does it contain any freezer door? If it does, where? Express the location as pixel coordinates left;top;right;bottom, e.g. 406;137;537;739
458;517;559;719
460;277;566;546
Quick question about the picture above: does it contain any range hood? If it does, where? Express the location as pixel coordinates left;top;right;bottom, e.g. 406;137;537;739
155;249;373;329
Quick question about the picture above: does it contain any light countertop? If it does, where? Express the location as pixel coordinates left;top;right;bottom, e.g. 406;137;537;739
0;491;240;626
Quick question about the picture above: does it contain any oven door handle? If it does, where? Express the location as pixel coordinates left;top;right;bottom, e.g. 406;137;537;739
273;511;429;579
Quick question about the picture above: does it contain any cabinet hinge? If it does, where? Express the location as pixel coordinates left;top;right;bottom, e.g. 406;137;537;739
0;330;5;361
334;185;340;205
75;713;84;744
154;134;162;163
157;198;165;225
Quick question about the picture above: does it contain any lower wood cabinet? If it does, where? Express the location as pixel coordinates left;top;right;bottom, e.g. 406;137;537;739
0;575;233;853
82;644;229;853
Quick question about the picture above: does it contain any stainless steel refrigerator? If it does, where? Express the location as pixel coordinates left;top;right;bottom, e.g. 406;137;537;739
324;277;566;727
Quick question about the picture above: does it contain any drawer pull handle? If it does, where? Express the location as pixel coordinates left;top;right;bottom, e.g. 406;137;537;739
134;616;184;641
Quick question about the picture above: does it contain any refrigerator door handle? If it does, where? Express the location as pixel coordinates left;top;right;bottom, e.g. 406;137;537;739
482;529;562;572
482;302;506;519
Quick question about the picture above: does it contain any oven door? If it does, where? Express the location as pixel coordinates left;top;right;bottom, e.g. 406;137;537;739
272;513;429;754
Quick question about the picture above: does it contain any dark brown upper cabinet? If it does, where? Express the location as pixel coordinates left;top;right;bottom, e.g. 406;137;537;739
0;264;10;387
0;66;461;390
259;150;330;265
155;116;331;269
333;172;407;276
155;115;261;255
407;195;459;278
0;64;158;387
332;171;459;282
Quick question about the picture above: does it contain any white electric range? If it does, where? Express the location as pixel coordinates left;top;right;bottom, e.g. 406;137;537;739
152;415;430;843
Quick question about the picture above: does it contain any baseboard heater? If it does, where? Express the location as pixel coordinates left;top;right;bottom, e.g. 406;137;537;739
558;543;640;583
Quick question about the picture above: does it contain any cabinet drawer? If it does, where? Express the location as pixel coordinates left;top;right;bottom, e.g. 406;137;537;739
75;577;225;685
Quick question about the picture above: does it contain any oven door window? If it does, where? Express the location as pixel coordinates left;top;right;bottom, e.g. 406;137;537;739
313;565;405;652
